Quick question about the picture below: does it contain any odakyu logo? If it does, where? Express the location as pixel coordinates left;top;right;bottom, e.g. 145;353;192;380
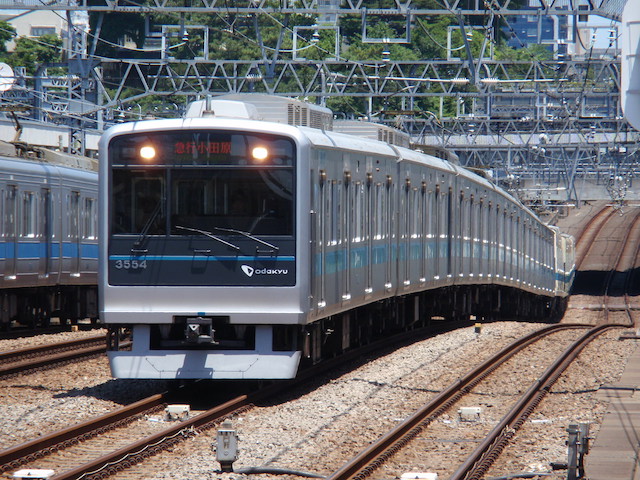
241;265;254;277
241;265;289;277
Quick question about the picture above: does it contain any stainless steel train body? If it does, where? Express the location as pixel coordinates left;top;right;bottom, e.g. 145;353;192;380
551;226;575;298
101;104;573;380
0;156;98;327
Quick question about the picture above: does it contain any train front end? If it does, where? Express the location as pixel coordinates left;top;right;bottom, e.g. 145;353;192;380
99;119;307;379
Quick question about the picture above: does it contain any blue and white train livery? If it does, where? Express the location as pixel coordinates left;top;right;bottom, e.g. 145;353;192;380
100;95;574;380
0;152;98;328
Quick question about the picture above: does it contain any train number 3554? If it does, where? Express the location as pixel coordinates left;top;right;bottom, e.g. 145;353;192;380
114;259;148;270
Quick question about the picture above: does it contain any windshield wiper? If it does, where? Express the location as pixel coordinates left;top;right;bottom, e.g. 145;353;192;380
132;201;163;252
176;225;241;251
212;226;279;253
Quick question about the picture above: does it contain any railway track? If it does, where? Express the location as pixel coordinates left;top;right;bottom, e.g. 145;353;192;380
0;323;601;480
4;206;638;480
0;322;457;480
325;322;625;480
0;335;108;378
573;205;615;268
571;204;640;325
0;323;102;340
602;208;640;323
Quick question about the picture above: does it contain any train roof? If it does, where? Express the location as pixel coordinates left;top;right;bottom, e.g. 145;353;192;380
102;115;543;225
0;139;97;172
0;154;97;182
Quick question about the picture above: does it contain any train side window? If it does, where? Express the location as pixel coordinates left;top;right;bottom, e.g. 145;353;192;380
505;211;511;277
69;191;80;240
469;195;475;268
353;181;364;242
4;185;16;238
494;204;501;271
411;187;420;239
515;216;521;279
342;176;350;246
437;185;444;271
498;207;505;266
478;198;485;269
22;191;37;238
330;181;339;245
446;187;453;275
379;183;387;240
84;198;98;240
324;180;331;246
41;189;52;241
430;186;437;243
373;184;380;240
402;183;410;240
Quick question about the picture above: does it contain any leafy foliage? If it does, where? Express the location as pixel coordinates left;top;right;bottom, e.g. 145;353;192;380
0;21;16;56
0;2;554;120
5;34;62;76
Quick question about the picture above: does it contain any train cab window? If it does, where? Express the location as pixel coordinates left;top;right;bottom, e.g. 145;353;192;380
22;192;37;238
110;130;295;238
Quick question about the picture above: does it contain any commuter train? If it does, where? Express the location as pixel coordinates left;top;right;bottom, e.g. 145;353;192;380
0;148;99;329
100;95;574;380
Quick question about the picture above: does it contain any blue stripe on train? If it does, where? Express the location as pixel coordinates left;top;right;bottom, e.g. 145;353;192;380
109;255;296;262
0;242;98;260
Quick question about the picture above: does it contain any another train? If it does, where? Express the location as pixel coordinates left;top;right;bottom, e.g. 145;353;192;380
99;95;575;380
0;146;99;329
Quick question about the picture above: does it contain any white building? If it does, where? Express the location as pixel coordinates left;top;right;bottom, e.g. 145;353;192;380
0;10;88;52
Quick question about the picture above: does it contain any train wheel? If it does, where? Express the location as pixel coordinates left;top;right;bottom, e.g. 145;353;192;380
38;307;51;327
21;306;37;329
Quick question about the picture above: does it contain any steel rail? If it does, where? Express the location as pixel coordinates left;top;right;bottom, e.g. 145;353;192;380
574;205;615;270
449;323;625;480
0;393;170;473
602;209;640;321
1;321;453;480
325;323;586;480
0;336;106;364
0;345;107;378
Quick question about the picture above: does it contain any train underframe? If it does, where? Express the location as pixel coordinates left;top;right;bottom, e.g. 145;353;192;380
298;284;566;366
106;283;567;379
0;285;99;329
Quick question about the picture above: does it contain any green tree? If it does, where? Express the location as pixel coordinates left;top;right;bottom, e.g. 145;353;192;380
0;21;16;58
6;34;62;75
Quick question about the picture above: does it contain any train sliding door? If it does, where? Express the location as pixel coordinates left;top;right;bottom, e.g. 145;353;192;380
4;185;17;279
39;189;52;278
68;191;81;277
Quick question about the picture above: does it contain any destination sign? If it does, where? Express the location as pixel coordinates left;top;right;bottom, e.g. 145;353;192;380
174;140;231;155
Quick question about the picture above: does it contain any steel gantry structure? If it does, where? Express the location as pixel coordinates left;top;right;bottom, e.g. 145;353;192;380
0;0;636;208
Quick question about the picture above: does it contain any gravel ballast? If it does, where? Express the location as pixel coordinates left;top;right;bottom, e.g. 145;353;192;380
1;313;635;480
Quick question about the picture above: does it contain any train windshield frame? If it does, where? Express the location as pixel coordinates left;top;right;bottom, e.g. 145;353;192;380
109;130;296;238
